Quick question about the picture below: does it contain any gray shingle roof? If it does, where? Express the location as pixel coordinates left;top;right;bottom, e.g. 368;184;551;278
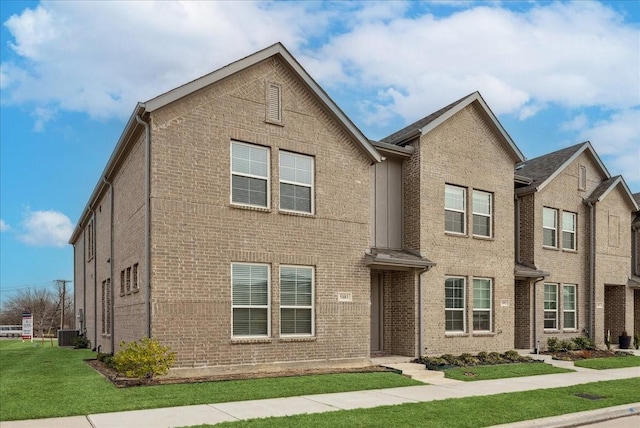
514;142;588;193
380;93;474;145
585;176;621;203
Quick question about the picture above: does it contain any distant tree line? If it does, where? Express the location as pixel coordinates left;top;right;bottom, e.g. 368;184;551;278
0;282;73;337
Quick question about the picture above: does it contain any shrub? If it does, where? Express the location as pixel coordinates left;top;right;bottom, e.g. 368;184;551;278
73;335;90;349
571;336;595;350
96;352;114;366
547;337;560;352
486;352;503;364
458;353;480;366
112;337;176;379
502;350;523;362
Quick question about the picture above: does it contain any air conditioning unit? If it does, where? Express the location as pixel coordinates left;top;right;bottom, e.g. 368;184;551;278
57;329;79;347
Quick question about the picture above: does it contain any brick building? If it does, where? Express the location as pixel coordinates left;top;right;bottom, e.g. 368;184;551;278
70;43;639;375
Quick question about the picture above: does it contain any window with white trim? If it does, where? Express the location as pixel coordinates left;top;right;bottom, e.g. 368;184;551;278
472;190;492;237
473;278;492;331
544;283;558;329
562;212;576;250
279;152;313;213
563;284;576;330
543;207;558;247
445;276;465;332
445;185;466;234
280;266;314;336
232;263;270;337
231;141;269;208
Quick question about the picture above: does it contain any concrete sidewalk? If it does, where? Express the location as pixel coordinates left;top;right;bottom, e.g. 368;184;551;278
1;356;638;428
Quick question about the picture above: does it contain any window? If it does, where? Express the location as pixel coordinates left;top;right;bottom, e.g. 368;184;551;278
280;266;314;335
232;263;270;337
231;141;269;207
266;83;282;124
579;165;587;190
279;152;313;213
87;219;94;262
445;185;466;234
563;284;576;330
544;283;558;329
445;277;465;332
472;190;492;237
125;267;131;293
132;263;139;291
101;278;111;335
562;212;576;250
473;278;492;331
120;270;125;296
543;208;558;247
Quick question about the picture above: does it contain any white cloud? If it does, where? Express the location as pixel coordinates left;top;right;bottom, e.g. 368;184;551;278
0;219;10;232
18;210;74;248
561;114;588;132
575;109;640;184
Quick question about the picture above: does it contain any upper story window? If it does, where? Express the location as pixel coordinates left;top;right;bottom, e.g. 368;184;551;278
86;219;95;262
445;276;466;332
445;185;466;234
562;212;576;250
280;266;314;336
472;190;492;238
279;151;314;214
231;141;270;208
543;207;558;248
231;263;270;337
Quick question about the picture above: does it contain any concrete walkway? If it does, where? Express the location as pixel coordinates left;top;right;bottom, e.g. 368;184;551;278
1;352;639;428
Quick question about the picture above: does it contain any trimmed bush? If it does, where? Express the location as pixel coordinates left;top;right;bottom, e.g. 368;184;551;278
112;338;176;379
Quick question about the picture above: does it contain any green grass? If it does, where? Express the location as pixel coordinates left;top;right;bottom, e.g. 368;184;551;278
574;355;640;370
444;362;573;381
198;378;640;428
0;340;421;421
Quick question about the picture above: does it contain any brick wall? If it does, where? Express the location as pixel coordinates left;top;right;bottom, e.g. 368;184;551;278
382;270;418;356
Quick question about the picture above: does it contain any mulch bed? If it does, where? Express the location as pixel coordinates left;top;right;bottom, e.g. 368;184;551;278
86;359;397;388
545;349;632;361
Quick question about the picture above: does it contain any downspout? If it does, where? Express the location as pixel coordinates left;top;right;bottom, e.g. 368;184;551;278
418;270;424;357
102;177;115;353
532;277;545;353
135;114;151;338
632;224;638;276
587;201;595;342
515;194;521;263
90;209;98;350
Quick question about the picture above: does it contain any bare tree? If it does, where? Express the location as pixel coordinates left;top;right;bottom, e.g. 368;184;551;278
0;287;61;336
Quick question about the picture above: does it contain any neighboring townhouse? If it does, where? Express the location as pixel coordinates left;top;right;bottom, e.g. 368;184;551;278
514;143;639;350
369;92;526;356
70;43;383;375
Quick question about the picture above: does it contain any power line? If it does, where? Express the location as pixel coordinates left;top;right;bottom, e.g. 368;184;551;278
0;280;73;292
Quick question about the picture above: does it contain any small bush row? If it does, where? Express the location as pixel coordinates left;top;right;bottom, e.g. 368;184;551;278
546;336;595;352
417;350;539;369
95;337;176;379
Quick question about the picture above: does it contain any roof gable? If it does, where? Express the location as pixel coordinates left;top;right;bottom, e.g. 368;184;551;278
515;141;610;194
380;91;525;163
145;43;381;163
585;175;639;211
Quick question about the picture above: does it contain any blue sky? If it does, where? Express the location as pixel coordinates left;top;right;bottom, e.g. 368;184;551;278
1;1;639;304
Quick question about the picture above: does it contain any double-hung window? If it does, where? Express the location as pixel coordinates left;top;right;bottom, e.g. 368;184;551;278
544;283;558;329
563;284;576;330
280;266;314;335
231;141;269;207
472;190;492;237
445;185;466;234
445;277;465;332
232;263;270;337
543;208;558;247
473;278;492;331
279;152;313;213
562;212;576;250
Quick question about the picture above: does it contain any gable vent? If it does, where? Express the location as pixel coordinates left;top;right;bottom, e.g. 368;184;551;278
267;83;282;123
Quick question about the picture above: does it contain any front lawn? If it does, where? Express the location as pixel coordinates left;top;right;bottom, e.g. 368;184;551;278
574;355;640;369
0;340;421;421
444;363;572;381
200;378;640;428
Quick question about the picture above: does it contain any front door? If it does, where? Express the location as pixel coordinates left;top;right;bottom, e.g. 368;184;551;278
370;273;383;352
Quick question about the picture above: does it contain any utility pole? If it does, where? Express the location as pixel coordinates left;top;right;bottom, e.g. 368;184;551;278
56;279;71;330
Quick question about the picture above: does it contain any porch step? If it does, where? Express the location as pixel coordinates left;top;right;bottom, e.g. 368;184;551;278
381;362;460;384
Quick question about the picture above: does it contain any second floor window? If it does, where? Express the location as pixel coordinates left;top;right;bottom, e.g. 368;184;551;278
445;185;466;234
543;207;558;247
280;151;313;213
231;141;269;208
562;212;576;250
472;190;492;237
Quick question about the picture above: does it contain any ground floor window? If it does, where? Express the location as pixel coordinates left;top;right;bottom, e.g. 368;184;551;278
473;278;492;331
544;283;558;329
445;276;465;332
563;284;576;330
232;263;270;337
101;278;111;335
280;266;314;336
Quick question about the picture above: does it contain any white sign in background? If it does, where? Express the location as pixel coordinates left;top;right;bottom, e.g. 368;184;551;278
22;313;33;340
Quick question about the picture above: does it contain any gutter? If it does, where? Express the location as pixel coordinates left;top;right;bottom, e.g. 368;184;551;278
135;115;152;338
102;176;115;353
90;209;98;350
